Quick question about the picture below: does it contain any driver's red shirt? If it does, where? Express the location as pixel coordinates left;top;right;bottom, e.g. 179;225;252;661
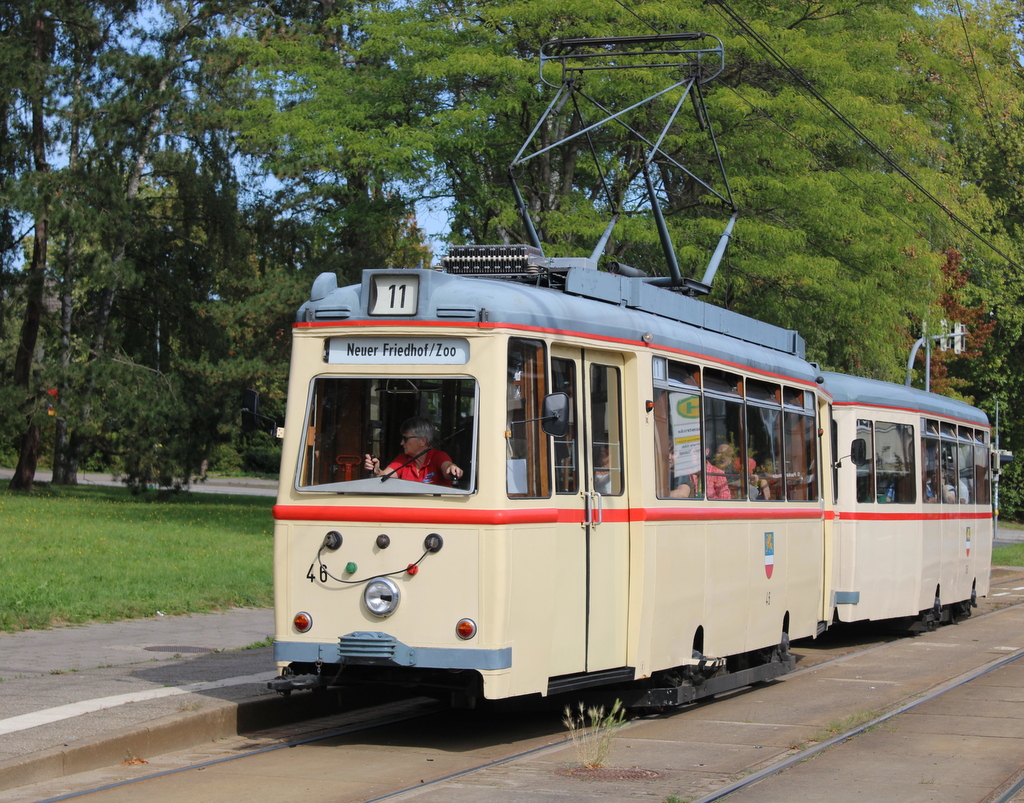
383;449;454;486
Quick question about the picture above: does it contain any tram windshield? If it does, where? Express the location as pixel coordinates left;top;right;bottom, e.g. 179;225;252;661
296;376;478;494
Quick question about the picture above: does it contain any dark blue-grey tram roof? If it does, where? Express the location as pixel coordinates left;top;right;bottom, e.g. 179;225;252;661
822;371;988;426
300;268;820;386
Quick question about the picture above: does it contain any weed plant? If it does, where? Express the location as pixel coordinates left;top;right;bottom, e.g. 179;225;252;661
562;699;626;768
0;485;273;632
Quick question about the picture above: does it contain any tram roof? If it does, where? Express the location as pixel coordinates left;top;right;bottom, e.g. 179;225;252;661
822;371;988;427
299;268;822;385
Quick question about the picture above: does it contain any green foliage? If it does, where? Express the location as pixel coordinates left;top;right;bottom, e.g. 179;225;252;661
242;439;283;475
207;442;243;474
996;459;1024;522
1;0;1023;509
0;485;273;632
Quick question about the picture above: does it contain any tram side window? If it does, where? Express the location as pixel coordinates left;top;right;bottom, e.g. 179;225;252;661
922;420;940;504
590;364;624;495
975;431;991;505
507;338;551;498
551;358;578;494
746;380;782;502
873;421;915;504
653;358;703;499
855;419;874;503
939;423;959;504
831;409;839;505
783;390;818;501
704;383;744;500
957;428;975;504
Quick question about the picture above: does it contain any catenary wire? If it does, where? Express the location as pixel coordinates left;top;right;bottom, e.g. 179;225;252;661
706;0;1023;273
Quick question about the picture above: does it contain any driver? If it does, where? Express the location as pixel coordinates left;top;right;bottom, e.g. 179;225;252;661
364;417;464;486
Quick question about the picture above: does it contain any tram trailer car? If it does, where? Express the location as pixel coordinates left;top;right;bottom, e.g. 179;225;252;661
268;252;994;707
825;372;993;630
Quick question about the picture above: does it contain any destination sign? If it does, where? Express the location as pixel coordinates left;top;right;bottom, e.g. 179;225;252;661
327;337;470;364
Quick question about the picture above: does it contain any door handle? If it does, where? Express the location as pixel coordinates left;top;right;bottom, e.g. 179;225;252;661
582;490;603;526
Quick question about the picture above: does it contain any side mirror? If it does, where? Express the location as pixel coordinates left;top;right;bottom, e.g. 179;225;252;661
541;392;570;439
241;389;261;433
850;438;868;467
242;389;277;435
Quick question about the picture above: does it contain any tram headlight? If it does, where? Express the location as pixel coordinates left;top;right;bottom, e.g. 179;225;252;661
363;577;401;618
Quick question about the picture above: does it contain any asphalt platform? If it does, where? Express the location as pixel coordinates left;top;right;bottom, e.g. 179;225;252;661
0;470;288;792
5;582;1024;802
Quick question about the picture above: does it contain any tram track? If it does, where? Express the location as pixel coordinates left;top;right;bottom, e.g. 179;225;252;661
10;588;1024;803
690;641;1024;803
27;699;449;803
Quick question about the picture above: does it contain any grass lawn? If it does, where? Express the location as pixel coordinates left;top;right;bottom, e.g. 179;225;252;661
993;518;1024;567
0;484;274;632
2;484;1022;633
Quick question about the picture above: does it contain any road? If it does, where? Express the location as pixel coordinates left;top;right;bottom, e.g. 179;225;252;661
0;468;277;497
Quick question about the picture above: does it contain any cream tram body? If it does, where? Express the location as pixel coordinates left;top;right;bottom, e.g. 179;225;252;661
271;266;839;704
826;372;992;627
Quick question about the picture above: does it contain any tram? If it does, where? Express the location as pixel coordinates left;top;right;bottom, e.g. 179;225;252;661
264;251;995;707
826;373;993;629
262;34;999;707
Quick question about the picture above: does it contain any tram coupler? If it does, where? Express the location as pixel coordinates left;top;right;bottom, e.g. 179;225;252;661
615;654;797;709
268;673;329;694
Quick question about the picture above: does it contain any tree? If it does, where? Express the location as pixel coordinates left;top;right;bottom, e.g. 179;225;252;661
2;2;106;491
223;0;434;286
369;0;1005;378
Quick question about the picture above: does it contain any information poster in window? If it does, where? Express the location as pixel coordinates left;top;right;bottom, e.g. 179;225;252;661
670;392;702;479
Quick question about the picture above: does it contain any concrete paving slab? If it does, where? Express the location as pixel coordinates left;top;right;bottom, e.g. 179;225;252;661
633;715;815;748
0;608;281;792
895;712;1024;738
4;585;1024;801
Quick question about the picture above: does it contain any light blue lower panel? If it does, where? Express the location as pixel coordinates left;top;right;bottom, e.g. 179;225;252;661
834;591;861;605
275;631;512;670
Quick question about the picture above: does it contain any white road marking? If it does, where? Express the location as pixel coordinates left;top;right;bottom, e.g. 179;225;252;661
0;672;277;736
821;678;899;685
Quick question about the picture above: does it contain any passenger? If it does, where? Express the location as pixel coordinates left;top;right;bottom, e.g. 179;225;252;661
364;417;463;486
743;457;771;500
666;451;693;497
593;445;612;494
923;470;938;502
706;444;732;500
940;465;969;503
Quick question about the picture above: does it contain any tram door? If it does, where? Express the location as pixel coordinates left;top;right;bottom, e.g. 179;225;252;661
553;348;630;673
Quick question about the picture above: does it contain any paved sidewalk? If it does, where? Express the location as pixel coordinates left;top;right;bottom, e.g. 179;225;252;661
994;521;1024;546
0;609;288;792
6;600;1024;803
0;468;287;791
